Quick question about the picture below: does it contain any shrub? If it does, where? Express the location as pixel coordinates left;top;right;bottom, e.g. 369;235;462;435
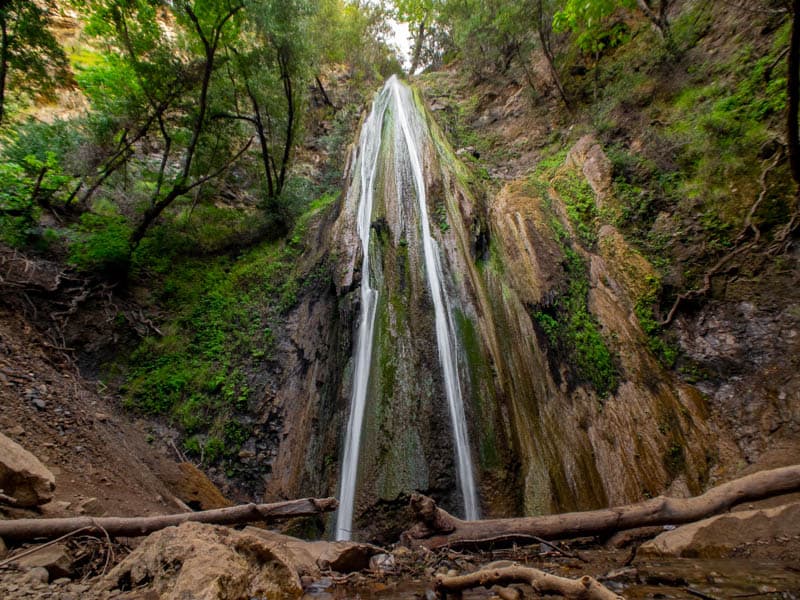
68;211;132;274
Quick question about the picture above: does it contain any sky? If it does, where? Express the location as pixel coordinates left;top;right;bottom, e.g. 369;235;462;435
389;17;412;69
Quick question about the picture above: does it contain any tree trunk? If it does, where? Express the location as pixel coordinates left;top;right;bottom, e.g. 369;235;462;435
0;497;337;542
537;0;571;110
410;19;426;74
636;0;671;40
315;75;336;110
0;14;8;126
276;47;294;198
789;0;800;185
436;566;622;600
401;465;800;550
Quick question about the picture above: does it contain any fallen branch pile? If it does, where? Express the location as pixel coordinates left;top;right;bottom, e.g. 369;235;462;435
402;465;800;550
0;497;337;542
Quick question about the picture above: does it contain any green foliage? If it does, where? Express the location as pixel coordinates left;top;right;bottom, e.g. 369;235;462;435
528;163;619;397
437;0;539;77
553;0;635;55
634;275;678;367
663;441;686;477
312;0;402;81
68;211;133;273
0;133;73;247
0;0;71;124
534;245;618;397
0;161;39;246
122;192;335;464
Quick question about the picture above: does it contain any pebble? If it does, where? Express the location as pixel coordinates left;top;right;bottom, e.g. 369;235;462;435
32;398;47;411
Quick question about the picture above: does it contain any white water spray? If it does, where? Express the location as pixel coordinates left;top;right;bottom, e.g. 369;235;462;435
335;77;479;541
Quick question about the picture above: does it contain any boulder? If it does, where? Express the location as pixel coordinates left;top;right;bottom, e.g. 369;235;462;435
97;522;304;600
244;527;383;573
0;433;55;507
16;542;73;580
96;522;386;599
639;502;800;558
564;134;614;208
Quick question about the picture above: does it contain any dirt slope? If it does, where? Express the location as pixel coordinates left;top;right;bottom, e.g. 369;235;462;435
0;307;185;520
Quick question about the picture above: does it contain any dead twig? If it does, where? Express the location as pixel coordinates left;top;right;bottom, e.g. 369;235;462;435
0;527;94;569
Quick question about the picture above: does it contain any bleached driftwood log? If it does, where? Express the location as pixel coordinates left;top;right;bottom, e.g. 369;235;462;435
435;565;623;600
403;465;800;549
0;497;337;542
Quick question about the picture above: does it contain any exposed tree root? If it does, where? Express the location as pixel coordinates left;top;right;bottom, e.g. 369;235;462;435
660;148;785;326
402;465;800;550
434;565;623;600
0;497;337;542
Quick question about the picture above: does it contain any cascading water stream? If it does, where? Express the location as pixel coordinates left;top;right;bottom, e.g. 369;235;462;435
334;86;390;542
389;80;480;522
335;76;479;541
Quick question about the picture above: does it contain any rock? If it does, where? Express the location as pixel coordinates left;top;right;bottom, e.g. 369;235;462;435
17;543;74;580
78;497;104;516
98;522;303;599
162;462;231;511
0;433;55;507
94;412;109;422
564;134;614;209
6;425;25;437
0;536;6;558
245;527;382;574
41;500;73;517
369;553;395;572
316;541;382;572
639;502;800;558
22;567;50;585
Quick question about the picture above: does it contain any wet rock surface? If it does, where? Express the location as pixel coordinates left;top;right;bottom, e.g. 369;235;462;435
640;501;800;559
676;297;800;464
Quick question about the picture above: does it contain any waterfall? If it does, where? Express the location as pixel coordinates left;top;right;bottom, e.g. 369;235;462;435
334;84;390;542
335;76;479;541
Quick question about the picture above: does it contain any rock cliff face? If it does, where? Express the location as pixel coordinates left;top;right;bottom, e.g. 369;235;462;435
476;138;719;515
258;86;722;541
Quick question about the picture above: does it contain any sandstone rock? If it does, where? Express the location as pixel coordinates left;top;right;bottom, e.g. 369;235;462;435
639;502;800;558
564;134;613;209
17;543;74;580
98;522;304;600
40;500;72;517
21;567;50;585
0;433;55;507
78;497;104;516
163;462;231;511
244;527;383;574
369;552;395;572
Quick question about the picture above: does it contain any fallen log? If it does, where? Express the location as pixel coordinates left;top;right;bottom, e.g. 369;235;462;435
0;497;337;542
435;565;623;600
403;465;800;550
